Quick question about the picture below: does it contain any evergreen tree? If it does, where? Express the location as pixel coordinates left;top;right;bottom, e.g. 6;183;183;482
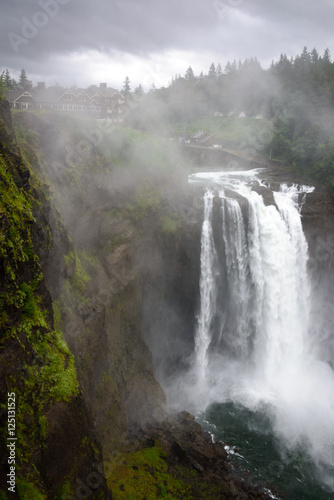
185;66;195;80
311;48;319;64
10;78;18;90
19;69;28;88
224;61;232;73
323;48;331;63
134;84;144;97
208;63;216;78
230;60;237;73
4;69;12;88
300;46;311;64
122;76;131;98
0;69;15;91
0;71;5;94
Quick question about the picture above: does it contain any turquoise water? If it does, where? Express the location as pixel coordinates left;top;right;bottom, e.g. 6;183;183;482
199;402;334;500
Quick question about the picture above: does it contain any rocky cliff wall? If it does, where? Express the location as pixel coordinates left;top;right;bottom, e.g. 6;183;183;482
302;190;334;368
11;111;169;457
0;100;110;498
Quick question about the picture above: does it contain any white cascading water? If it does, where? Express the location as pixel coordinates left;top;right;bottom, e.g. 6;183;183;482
194;189;218;389
191;172;334;490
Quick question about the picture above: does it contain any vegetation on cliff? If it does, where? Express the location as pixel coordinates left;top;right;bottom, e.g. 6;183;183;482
0;100;109;498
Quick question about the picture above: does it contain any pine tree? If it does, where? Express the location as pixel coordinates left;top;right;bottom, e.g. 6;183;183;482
10;78;18;90
134;84;144;96
311;48;319;64
0;71;5;93
185;66;195;80
323;48;331;63
4;69;12;88
122;76;131;98
224;61;232;74
19;69;28;88
208;63;216;78
230;60;237;73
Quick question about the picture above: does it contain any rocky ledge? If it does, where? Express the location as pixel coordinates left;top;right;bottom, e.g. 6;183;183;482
114;411;282;500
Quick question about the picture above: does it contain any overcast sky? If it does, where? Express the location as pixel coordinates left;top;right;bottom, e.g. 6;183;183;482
1;0;333;90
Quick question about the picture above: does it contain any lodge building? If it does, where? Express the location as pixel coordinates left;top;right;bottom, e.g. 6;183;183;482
5;82;126;121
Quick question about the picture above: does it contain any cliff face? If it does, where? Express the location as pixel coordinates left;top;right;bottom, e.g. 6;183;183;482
0;100;110;498
301;190;334;367
11;110;169;457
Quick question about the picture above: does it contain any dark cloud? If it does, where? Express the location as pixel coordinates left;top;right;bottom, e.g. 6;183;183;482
2;0;218;59
0;0;333;86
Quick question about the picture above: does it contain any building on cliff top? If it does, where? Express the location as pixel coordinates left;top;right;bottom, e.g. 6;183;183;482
5;82;126;121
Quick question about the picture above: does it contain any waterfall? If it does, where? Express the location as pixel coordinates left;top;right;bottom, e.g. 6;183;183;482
220;194;252;358
193;174;334;491
194;189;218;387
195;183;311;386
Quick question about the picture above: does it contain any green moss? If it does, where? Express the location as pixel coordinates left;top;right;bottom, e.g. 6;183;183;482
8;328;80;473
53;299;64;331
0;140;80;483
36;329;79;402
135;186;161;213
160;214;183;234
105;446;193;500
49;333;77;396
0;156;35;288
108;208;121;219
105;446;182;499
16;479;47;500
79;249;100;268
56;480;74;499
64;251;91;295
105;444;226;500
124;185;162;224
0;109;112;498
104;235;127;254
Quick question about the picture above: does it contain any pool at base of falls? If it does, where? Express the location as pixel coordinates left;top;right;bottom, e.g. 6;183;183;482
198;401;334;500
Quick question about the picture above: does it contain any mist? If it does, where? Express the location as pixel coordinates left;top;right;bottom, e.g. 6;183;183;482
2;0;334;498
2;4;334;491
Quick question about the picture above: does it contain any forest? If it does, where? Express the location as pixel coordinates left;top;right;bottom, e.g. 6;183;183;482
128;47;334;187
2;47;334;186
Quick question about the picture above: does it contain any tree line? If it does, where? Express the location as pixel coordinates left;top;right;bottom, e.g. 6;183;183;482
124;47;334;187
3;47;334;187
0;69;29;91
